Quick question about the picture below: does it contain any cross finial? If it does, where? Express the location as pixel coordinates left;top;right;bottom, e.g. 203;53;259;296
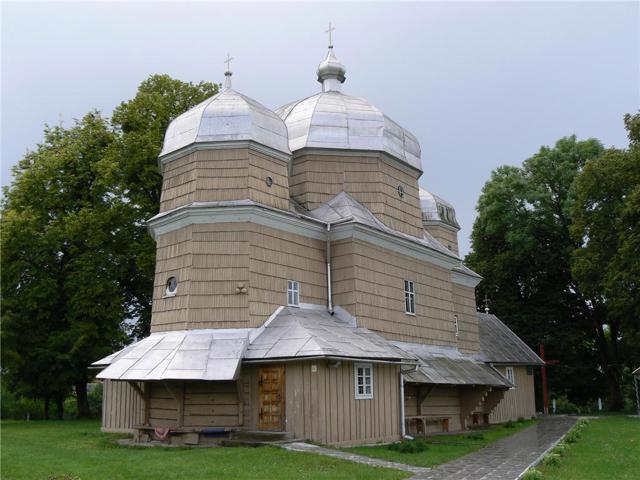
224;53;233;89
325;22;335;48
483;292;490;314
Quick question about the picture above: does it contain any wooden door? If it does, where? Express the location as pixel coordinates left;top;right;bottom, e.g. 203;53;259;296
258;366;285;431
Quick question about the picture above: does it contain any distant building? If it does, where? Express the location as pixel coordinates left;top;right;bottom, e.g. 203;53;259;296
93;39;542;446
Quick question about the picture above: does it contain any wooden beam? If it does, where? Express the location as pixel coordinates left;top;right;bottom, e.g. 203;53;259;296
127;381;145;400
416;384;435;413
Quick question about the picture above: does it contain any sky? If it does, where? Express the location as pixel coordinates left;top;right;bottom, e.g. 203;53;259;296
2;1;638;255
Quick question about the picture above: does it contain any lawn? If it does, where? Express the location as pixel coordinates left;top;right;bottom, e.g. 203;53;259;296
536;416;639;480
345;419;537;467
0;420;410;480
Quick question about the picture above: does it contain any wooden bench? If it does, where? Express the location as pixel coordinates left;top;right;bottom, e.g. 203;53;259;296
405;415;450;435
133;425;238;445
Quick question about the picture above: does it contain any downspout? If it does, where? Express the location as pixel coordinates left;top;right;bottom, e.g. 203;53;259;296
400;371;406;437
326;223;334;315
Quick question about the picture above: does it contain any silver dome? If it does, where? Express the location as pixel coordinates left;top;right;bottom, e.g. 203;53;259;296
419;188;460;229
276;91;422;171
160;89;291;158
317;47;346;85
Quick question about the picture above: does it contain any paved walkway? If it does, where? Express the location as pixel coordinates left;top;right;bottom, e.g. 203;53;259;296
282;442;432;476
283;417;576;480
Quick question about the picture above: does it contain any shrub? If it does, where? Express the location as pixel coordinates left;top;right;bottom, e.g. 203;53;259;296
522;468;544;480
504;420;516;428
554;395;579;414
1;389;47;420
542;453;561;467
551;442;568;456
464;432;485;441
517;416;525;423
387;439;428;453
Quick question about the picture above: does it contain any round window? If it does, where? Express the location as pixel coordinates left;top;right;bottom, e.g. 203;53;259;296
165;277;178;296
265;176;273;187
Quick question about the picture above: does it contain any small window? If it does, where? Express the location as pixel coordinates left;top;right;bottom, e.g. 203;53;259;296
404;280;415;315
526;366;533;376
165;276;177;296
355;363;373;399
287;280;300;307
506;366;515;385
454;315;459;338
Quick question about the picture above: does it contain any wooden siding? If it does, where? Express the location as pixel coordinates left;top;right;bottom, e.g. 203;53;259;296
160;148;290;213
452;283;481;353
248;224;327;326
404;385;463;432
424;224;459;256
349;238;462;347
290;152;423;237
489;366;537;423
285;360;402;446
102;380;144;433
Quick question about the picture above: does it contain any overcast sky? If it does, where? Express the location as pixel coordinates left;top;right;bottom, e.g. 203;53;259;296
2;1;638;255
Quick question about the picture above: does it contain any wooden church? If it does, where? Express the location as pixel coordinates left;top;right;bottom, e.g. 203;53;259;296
93;37;543;446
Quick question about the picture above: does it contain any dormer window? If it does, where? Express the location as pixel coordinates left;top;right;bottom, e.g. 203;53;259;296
165;277;178;297
287;280;300;307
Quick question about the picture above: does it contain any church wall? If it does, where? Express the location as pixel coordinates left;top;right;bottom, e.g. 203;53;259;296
247;223;327;326
290;152;423;237
346;238;459;346
452;283;481;353
489;366;537;423
424;223;459;256
331;238;357;317
159;147;290;213
101;380;144;433
403;385;463;433
285;360;401;446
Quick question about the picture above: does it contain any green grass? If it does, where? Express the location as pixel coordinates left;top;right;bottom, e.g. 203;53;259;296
537;416;640;480
0;420;410;480
344;419;537;467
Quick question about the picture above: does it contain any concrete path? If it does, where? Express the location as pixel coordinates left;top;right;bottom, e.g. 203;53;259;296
283;417;576;480
282;442;432;476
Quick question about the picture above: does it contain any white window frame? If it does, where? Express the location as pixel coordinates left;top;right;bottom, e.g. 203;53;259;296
287;280;300;307
404;280;416;315
454;315;459;338
354;363;374;399
165;276;178;297
505;366;516;386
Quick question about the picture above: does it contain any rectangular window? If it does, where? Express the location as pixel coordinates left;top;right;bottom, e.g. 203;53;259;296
404;280;415;315
454;315;459;338
506;366;516;386
287;280;300;307
354;363;373;399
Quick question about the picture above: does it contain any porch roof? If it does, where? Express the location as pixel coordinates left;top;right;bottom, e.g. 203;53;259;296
393;342;512;388
93;329;251;381
477;313;544;366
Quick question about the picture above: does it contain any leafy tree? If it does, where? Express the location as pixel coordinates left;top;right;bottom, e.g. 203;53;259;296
106;75;218;337
466;136;608;406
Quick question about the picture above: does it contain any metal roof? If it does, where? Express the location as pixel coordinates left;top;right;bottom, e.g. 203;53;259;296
394;342;512;388
419;188;460;229
160;88;291;158
94;329;251;381
477;313;544;365
245;306;414;362
308;191;459;259
276;91;422;171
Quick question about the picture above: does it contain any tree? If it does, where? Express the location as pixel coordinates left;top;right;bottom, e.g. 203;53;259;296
466;136;609;407
1;114;126;417
106;75;218;337
2;75;219;413
571;113;640;407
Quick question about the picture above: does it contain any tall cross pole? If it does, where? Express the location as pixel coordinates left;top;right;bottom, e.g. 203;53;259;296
325;22;335;48
224;53;233;89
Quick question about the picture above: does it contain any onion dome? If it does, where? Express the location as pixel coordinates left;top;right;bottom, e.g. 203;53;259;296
159;68;290;158
276;46;422;172
419;188;460;229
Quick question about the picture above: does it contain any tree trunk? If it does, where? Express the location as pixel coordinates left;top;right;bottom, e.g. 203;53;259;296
76;381;91;418
44;396;50;420
55;396;64;420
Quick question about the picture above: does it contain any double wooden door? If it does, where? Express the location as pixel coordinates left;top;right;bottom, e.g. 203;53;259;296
258;366;285;431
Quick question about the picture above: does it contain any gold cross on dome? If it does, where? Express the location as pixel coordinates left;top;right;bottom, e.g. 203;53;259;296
325;22;335;47
224;53;233;71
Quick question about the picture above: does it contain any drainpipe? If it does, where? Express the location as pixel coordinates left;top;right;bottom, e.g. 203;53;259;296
400;371;406;437
326;223;334;315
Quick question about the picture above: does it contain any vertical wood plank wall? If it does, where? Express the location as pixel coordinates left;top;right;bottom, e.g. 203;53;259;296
489;366;536;423
285;361;401;446
403;385;463;432
102;380;144;433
